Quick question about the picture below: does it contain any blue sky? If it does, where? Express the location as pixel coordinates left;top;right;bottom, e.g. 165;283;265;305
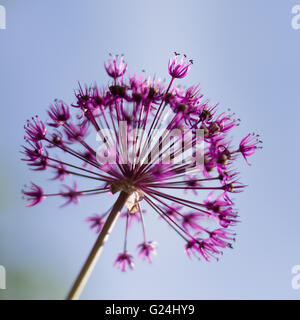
0;0;299;299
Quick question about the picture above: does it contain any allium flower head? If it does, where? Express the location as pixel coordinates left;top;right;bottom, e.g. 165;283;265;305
21;53;260;270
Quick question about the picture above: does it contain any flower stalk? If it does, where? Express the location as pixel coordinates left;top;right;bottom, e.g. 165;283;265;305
66;191;129;300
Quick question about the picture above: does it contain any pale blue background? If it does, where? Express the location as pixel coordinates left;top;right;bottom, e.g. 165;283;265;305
0;0;299;299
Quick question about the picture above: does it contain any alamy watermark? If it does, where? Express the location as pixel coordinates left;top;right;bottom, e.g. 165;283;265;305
95;122;204;168
0;5;6;30
0;265;6;289
291;5;300;30
291;265;300;290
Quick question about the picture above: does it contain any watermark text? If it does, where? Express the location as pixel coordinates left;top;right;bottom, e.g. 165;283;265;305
292;265;300;290
291;5;300;30
0;265;6;289
0;5;6;30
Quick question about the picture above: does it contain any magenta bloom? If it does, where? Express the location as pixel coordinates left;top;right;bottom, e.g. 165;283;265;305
165;204;182;221
21;54;260;269
239;133;261;165
137;241;157;262
104;55;127;79
47;100;70;128
51;163;68;181
168;52;193;79
60;182;81;207
182;213;204;232
86;214;105;233
25;116;47;141
23;182;45;207
114;251;134;272
208;229;236;249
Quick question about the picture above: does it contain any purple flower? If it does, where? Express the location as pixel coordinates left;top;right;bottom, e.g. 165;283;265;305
182;213;204;231
147;164;174;181
208;229;236;249
22;141;44;162
60;182;82;207
81;150;97;168
212;113;236;134
51;163;68;181
184;175;201;194
128;74;164;106
204;192;238;228
114;251;134;272
185;239;199;259
23;183;45;207
165;204;182;220
137;241;157;262
120;209;142;226
47;100;70;128
104;55;127;79
168;53;192;79
185;239;219;261
28;155;49;171
64;121;88;142
21;53;260;270
25;116;46;141
22;141;49;171
47;131;66;148
86;214;105;233
239;133;261;165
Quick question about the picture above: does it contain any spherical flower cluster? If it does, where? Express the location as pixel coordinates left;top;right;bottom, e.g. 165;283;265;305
21;53;261;271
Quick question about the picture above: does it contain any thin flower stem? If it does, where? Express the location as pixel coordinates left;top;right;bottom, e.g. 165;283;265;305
146;177;219;186
47;156;112;180
137;78;174;166
66;191;129;300
139;205;147;242
144;196;189;242
44;137;100;169
46;163;103;181
123;210;130;252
